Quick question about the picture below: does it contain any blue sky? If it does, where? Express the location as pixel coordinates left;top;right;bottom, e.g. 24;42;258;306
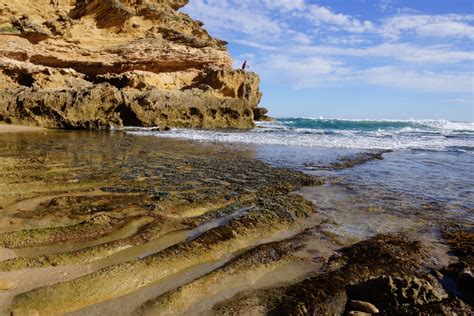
183;0;474;121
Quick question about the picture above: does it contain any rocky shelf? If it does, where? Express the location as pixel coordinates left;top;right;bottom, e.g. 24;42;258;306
0;132;472;315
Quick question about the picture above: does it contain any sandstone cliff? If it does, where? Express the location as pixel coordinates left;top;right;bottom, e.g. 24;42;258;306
0;0;265;129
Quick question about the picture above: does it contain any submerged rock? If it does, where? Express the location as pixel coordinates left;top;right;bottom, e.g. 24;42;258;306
440;224;474;306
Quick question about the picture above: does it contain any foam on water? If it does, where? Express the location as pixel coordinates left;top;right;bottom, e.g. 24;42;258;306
126;118;474;151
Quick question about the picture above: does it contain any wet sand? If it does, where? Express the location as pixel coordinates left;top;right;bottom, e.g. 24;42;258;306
0;131;472;315
0;124;46;134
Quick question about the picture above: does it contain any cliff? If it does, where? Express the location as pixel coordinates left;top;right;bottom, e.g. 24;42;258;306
0;0;265;129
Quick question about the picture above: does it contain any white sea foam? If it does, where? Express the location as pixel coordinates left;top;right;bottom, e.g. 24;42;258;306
419;119;474;133
127;125;473;151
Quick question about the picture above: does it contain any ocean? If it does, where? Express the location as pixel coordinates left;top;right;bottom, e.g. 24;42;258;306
127;117;474;151
128;118;474;241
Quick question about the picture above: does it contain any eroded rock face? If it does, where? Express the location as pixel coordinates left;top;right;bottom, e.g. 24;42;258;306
0;0;263;129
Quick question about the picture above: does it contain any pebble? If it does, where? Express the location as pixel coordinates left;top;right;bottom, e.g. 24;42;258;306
0;279;16;290
350;300;380;313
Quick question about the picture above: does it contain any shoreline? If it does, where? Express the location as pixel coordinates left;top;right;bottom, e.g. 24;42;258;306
0;124;46;134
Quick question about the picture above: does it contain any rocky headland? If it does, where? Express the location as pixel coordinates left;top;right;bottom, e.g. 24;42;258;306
0;0;267;130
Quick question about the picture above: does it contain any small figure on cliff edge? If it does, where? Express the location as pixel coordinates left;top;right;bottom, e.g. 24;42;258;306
241;60;248;71
50;0;60;9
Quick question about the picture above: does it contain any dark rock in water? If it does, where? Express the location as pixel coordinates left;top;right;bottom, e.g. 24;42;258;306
253;107;268;119
348;274;448;310
253;107;274;122
254;107;268;116
458;271;474;293
257;235;430;315
441;224;474;306
441;262;474;306
442;224;474;259
303;150;393;171
408;297;472;315
328;150;392;170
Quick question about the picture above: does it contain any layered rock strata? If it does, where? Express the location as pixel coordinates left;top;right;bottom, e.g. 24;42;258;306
0;0;265;129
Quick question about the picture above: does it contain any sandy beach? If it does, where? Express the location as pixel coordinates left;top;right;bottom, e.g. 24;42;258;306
0;124;46;134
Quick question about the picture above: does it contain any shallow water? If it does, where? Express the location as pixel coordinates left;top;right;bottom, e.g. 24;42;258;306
260;146;474;225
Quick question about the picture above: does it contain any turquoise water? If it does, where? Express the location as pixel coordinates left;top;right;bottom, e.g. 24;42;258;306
277;117;474;134
127;118;474;151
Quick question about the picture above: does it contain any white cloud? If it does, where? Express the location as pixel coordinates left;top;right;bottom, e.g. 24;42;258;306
183;1;474;93
263;0;306;11
183;0;284;40
185;1;474;42
257;55;348;88
324;36;370;46
270;43;474;64
305;4;374;33
356;67;474;92
232;39;278;51
253;57;473;92
290;31;313;44
380;14;474;40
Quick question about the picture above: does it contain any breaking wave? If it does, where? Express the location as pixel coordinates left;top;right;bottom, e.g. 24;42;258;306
126;118;474;151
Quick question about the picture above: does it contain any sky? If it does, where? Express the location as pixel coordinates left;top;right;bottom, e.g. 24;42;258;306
182;0;474;121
